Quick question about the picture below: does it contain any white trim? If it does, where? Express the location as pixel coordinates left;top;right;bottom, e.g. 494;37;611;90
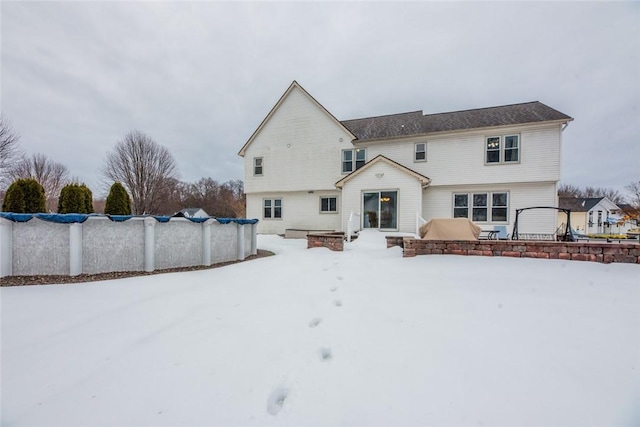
485;134;520;165
452;190;510;224
319;196;339;214
253;157;263;176
414;142;427;162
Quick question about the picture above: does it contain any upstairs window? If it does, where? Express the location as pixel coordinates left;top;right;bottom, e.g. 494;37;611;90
486;135;519;164
504;135;519;162
320;196;338;213
486;137;501;163
264;198;282;219
415;143;426;162
253;157;263;176
342;148;366;173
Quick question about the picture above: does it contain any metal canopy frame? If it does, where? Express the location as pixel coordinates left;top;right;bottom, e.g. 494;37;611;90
512;206;574;242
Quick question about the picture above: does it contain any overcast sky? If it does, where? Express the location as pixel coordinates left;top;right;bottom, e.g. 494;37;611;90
2;1;638;198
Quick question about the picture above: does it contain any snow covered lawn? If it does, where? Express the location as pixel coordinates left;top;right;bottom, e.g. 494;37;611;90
2;231;639;426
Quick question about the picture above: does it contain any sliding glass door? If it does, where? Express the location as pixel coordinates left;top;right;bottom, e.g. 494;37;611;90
363;191;397;230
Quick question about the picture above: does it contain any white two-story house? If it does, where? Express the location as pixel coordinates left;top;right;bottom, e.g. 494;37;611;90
239;81;573;235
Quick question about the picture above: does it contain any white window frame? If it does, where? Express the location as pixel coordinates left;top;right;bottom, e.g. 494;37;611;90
263;198;282;220
504;135;520;162
320;196;338;214
485;135;520;164
253;157;263;176
453;191;509;223
491;192;509;222
453;193;469;219
342;148;366;173
472;193;488;222
414;142;426;162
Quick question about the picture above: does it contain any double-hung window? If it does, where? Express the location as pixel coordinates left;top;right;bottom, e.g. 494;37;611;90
342;148;366;173
486;135;519;164
491;193;508;222
453;192;509;223
472;193;488;222
264;198;282;219
320;196;338;213
453;194;469;218
253;157;263;176
415;143;426;161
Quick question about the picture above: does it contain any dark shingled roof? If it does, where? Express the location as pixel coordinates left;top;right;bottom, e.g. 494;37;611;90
558;197;604;212
341;101;572;141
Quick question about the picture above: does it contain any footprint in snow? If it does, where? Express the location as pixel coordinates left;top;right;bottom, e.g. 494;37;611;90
333;299;343;307
267;387;289;416
336;276;343;281
319;347;333;361
308;318;322;328
329;286;338;292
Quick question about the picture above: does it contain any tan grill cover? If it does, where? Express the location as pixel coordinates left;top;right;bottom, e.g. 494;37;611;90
419;218;482;240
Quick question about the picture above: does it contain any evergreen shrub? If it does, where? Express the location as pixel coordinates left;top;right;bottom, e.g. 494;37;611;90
58;183;94;214
104;182;132;215
2;178;46;213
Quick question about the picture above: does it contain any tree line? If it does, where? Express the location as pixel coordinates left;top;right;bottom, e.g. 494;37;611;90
0;114;245;217
558;182;640;210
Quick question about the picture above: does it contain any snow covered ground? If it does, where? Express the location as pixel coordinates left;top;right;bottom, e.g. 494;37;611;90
2;230;639;427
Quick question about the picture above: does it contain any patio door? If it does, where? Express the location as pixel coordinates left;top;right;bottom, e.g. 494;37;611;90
363;191;398;230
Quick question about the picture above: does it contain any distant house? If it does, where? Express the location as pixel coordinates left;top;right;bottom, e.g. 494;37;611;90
618;203;640;227
558;197;628;235
174;208;209;219
239;81;573;235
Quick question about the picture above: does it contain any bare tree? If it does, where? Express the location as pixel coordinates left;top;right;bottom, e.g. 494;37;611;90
558;183;582;198
102;130;179;215
582;186;625;204
11;153;70;210
0;114;22;186
154;177;187;215
558;183;625;204
624;180;640;210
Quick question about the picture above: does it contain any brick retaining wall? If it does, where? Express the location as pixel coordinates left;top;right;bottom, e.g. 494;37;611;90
307;232;345;251
392;238;640;265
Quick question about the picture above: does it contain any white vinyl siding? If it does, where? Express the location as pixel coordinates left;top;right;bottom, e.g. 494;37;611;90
365;123;562;186
247;192;342;234
243;85;355;194
340;160;423;233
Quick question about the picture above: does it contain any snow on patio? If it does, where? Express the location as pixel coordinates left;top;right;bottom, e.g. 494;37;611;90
1;230;639;427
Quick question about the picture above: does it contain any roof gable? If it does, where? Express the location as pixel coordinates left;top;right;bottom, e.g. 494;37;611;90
558;197;620;212
238;81;356;156
341;101;573;142
335;155;431;189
